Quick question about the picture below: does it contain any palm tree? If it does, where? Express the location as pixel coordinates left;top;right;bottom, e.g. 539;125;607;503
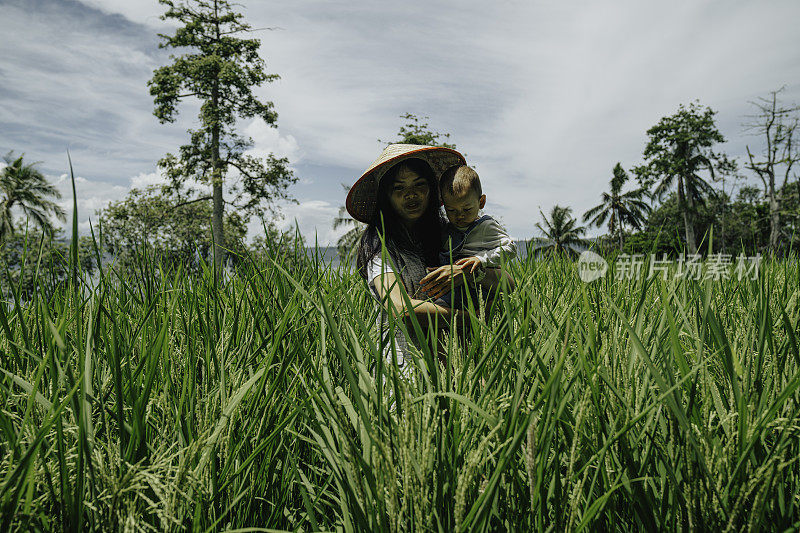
653;140;717;253
583;163;652;249
1;152;65;242
333;184;365;263
636;103;728;254
536;205;587;257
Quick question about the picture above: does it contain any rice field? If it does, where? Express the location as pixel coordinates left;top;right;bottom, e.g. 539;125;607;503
1;229;800;531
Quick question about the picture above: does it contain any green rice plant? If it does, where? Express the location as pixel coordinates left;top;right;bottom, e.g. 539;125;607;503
1;166;799;530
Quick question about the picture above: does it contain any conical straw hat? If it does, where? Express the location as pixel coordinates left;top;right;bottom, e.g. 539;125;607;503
346;144;466;223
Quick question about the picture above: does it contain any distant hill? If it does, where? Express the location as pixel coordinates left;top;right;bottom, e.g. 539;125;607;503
304;239;594;269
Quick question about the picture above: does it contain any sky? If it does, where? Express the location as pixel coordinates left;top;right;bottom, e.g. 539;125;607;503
1;0;799;245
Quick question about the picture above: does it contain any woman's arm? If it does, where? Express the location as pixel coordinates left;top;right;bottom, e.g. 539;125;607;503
372;272;457;323
419;262;515;300
374;272;468;363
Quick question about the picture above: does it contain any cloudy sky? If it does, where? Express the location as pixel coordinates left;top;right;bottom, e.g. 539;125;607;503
1;0;799;244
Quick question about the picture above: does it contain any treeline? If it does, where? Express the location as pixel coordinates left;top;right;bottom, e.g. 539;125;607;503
543;95;800;257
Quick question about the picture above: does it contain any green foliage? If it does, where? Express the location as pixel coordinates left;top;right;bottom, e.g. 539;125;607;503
633;101;736;253
781;180;800;242
624;181;800;256
0;151;65;242
737;184;762;205
247;222;306;264
97;185;248;272
583;163;651;249
634;102;731;192
622;195;697;255
384;113;457;148
2;243;800;530
536;204;587;257
0;224;96;300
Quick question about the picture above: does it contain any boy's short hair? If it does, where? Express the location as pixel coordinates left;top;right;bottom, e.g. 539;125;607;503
440;165;482;198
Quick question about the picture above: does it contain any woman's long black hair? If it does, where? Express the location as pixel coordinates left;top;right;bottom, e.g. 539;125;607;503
356;158;445;280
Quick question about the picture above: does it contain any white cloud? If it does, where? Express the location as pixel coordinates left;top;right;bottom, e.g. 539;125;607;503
243;119;301;162
425;0;800;240
76;0;169;27
50;173;129;235
0;0;185;183
265;199;344;247
130;170;169;189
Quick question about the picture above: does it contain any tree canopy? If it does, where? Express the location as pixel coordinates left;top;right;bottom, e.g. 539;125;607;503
0;223;96;300
383;113;457;148
0;151;65;242
536;205;587;257
97;185;248;273
583;163;651;249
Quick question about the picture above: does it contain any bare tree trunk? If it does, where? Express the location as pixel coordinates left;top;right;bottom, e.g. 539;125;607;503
718;177;726;252
0;199;15;241
211;85;225;274
744;89;800;256
768;183;780;252
686;185;698;253
613;208;623;250
678;177;697;254
212;174;225;272
211;0;226;276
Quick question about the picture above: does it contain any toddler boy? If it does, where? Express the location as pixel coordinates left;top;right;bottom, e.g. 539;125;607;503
438;165;517;307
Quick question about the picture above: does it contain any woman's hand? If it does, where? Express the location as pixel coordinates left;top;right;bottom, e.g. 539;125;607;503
420;263;468;300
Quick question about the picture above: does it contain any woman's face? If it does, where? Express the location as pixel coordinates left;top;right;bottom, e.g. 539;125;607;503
388;166;430;225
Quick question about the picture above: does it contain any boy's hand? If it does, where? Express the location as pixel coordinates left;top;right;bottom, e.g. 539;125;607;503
455;256;483;273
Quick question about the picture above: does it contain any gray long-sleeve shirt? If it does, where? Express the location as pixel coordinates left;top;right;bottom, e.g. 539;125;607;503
442;215;517;268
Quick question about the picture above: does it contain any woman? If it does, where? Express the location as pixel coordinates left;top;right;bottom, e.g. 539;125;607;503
346;144;512;364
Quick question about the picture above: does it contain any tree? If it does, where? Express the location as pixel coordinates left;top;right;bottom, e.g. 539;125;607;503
249;224;306;268
148;0;296;273
583;163;651;249
536;205;587;257
381;113;456;148
97;185;248;273
737;185;762;206
744;87;800;254
0;152;65;242
634;102;734;254
0;223;96;300
620;196;687;256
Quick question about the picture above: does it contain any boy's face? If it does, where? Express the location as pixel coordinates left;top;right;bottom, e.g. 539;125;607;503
442;189;487;228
